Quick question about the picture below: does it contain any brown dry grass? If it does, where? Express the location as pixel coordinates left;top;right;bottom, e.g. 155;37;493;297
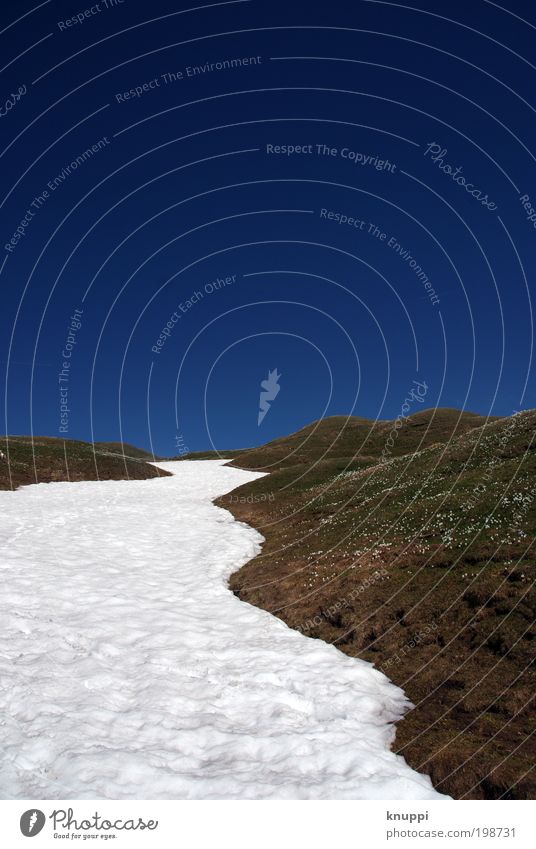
216;410;536;799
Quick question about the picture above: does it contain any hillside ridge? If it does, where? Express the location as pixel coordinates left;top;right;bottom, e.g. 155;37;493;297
0;435;166;490
217;408;535;800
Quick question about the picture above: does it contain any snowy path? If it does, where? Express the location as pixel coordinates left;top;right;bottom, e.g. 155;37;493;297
0;460;445;799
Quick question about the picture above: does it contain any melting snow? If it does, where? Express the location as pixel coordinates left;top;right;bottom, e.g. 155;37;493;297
0;460;445;799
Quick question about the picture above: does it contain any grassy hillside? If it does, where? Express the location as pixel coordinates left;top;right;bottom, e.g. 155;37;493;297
0;436;168;490
169;449;243;461
94;441;161;460
218;409;535;799
222;408;500;471
173;408;494;468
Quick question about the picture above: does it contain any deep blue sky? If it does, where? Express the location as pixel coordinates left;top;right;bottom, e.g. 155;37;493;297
1;0;534;454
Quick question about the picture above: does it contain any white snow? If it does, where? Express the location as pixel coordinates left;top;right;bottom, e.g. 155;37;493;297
0;459;445;799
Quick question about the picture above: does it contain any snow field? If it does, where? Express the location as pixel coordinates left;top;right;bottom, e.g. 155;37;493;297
0;460;446;799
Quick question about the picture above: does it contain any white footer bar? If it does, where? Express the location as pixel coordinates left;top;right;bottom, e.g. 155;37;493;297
1;799;534;848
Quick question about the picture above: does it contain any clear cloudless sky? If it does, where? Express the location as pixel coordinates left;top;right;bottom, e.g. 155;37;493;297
0;0;534;454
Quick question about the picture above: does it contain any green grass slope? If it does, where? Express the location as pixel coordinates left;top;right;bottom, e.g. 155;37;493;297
220;409;535;799
94;441;161;460
0;436;169;490
224;408;500;472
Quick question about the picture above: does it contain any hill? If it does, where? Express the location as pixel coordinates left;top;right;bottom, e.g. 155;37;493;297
217;409;535;799
0;435;168;490
223;408;500;472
